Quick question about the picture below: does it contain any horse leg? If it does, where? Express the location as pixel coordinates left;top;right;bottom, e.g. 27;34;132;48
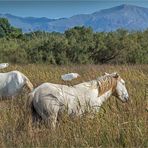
50;114;58;130
49;106;60;129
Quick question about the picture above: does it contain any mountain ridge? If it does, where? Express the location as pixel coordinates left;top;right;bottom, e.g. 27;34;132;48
1;4;148;32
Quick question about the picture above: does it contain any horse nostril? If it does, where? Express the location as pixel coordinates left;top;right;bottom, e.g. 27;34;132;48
125;97;129;102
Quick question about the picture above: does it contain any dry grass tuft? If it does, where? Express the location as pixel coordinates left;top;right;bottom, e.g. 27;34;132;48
0;64;148;147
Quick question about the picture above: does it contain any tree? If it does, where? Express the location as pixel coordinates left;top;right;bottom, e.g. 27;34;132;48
0;18;22;38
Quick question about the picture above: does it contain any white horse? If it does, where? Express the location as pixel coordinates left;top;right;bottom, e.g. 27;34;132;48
28;72;129;128
0;71;33;98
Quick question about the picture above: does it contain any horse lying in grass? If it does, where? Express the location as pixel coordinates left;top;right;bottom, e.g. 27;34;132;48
0;71;33;98
28;72;129;128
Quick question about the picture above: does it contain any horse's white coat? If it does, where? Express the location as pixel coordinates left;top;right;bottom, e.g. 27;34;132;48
29;72;129;128
0;63;9;69
0;71;33;97
61;73;80;81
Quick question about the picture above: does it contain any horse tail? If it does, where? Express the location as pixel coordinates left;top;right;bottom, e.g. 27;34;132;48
27;90;33;103
26;91;36;121
17;71;34;92
25;78;34;92
21;73;34;92
26;91;41;122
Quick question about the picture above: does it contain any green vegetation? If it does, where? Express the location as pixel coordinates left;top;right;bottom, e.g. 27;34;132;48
0;64;148;147
0;18;22;38
0;18;148;64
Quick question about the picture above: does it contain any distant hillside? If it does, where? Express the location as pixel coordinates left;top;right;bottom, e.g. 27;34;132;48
0;13;56;32
1;4;148;32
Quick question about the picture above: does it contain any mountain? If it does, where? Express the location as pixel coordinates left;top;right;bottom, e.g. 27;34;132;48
89;4;148;32
1;4;148;32
0;13;56;32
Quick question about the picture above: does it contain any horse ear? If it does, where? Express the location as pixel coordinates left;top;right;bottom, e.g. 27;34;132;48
113;72;119;78
104;72;109;75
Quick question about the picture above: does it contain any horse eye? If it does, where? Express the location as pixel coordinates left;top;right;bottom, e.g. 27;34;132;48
120;80;125;85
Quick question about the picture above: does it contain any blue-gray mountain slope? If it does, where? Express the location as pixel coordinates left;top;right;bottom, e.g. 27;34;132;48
1;4;148;32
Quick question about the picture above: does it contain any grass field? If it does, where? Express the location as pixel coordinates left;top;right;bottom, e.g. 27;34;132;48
0;64;148;147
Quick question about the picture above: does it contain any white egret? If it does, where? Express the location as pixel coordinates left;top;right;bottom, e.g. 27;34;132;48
0;63;9;69
61;73;80;81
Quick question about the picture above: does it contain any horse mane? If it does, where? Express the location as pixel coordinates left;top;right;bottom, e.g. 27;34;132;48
97;74;117;96
74;73;118;96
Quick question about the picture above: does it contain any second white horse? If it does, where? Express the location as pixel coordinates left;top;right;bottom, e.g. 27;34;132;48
0;71;33;98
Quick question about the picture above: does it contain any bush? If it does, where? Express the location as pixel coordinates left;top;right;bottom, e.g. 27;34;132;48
0;18;148;64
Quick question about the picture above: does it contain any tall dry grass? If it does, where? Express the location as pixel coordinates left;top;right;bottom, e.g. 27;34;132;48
0;64;148;147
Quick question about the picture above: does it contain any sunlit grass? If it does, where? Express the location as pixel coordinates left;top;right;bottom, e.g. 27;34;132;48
0;64;148;147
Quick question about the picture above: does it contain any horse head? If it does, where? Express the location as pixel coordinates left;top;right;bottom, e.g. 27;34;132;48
108;72;129;102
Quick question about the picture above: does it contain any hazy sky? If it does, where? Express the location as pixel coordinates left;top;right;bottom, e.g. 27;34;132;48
0;1;148;18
